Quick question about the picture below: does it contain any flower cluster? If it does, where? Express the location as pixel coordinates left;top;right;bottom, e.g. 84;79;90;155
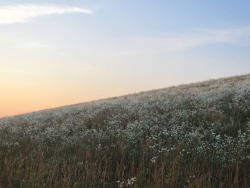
0;74;249;187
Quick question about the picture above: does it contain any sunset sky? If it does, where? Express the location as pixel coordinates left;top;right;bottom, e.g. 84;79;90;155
1;0;250;117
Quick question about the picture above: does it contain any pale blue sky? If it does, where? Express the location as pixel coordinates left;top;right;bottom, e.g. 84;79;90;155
0;0;250;116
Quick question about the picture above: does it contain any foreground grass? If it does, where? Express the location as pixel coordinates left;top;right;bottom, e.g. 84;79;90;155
0;74;250;187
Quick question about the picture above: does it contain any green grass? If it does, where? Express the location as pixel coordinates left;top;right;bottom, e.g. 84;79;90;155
0;74;250;187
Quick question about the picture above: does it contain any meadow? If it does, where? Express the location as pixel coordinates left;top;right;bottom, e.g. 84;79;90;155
0;74;249;187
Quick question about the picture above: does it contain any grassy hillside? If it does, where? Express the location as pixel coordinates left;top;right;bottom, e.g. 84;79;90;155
0;74;250;187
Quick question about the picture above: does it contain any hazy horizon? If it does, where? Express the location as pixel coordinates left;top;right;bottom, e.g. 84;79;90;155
1;0;250;117
1;73;249;118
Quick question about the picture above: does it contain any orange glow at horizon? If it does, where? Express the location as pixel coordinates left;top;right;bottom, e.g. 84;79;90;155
0;82;145;118
0;80;97;118
0;91;96;118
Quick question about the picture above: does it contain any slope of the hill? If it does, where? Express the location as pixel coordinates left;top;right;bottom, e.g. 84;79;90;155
0;74;250;187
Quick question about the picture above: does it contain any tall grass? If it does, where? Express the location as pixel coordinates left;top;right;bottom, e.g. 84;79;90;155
0;74;250;187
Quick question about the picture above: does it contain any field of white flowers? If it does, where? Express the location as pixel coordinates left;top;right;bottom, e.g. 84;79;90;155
0;74;250;187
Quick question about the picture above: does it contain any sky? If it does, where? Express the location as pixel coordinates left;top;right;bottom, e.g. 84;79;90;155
0;0;250;117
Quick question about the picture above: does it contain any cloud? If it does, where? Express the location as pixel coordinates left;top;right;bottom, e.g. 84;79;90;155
148;27;250;51
112;27;250;55
0;4;93;25
21;41;57;50
199;27;250;44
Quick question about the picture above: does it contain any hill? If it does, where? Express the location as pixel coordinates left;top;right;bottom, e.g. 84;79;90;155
0;74;250;187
